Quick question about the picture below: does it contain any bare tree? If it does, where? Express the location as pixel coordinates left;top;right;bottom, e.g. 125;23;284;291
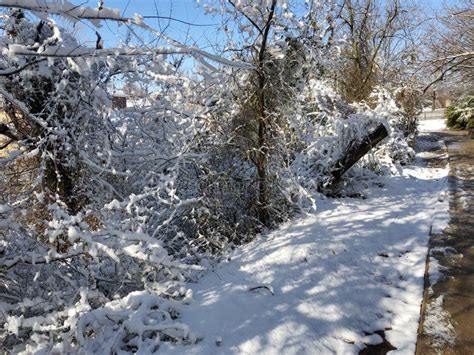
335;0;405;101
423;0;474;92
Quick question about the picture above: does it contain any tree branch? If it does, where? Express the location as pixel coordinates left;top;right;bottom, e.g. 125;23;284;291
228;0;264;36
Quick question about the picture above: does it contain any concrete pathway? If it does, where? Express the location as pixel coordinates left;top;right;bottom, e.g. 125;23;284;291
417;130;474;354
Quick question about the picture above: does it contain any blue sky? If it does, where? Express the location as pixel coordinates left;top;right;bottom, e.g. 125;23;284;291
71;0;451;49
72;1;220;51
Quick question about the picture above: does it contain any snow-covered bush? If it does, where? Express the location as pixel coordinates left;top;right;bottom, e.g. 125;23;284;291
368;88;416;166
394;86;423;144
445;94;474;130
0;10;120;222
0;194;205;352
191;35;320;237
0;6;207;353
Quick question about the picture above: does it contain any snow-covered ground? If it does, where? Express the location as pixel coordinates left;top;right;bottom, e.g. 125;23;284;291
422;295;456;348
418;118;446;133
417;118;450;235
162;120;449;354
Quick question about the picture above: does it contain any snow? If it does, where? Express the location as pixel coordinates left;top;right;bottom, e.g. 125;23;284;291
0;204;12;214
431;188;450;235
416;118;450;235
0;2;457;353
161;153;448;354
423;296;456;349
0;0;123;26
418;118;446;133
64;290;198;354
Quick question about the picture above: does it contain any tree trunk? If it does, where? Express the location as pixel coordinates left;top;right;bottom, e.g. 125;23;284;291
254;0;277;227
330;123;388;183
256;73;269;226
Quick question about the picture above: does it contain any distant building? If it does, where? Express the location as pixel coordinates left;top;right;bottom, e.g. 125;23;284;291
426;88;456;110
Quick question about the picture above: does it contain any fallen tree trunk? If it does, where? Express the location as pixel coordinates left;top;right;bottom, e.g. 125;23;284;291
330;123;388;184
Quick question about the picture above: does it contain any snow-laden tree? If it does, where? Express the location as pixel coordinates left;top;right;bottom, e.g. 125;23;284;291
186;0;417;241
194;0;339;229
1;9;115;215
0;2;245;352
332;0;423;104
423;0;474;92
0;1;420;352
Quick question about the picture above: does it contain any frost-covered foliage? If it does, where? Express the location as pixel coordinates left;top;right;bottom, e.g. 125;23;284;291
0;1;419;353
0;5;208;353
1;200;204;352
367;88;416;166
1;10;115;213
192;0;341;231
195;68;416;244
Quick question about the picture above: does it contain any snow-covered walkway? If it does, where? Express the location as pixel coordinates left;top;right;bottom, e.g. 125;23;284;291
164;133;449;354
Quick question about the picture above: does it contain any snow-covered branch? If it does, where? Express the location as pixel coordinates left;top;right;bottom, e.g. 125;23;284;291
0;0;124;25
0;0;254;69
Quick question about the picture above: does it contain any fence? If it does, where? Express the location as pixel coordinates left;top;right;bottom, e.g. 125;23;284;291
419;108;445;120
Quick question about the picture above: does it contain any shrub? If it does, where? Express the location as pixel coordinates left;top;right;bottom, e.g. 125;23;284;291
445;94;474;130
